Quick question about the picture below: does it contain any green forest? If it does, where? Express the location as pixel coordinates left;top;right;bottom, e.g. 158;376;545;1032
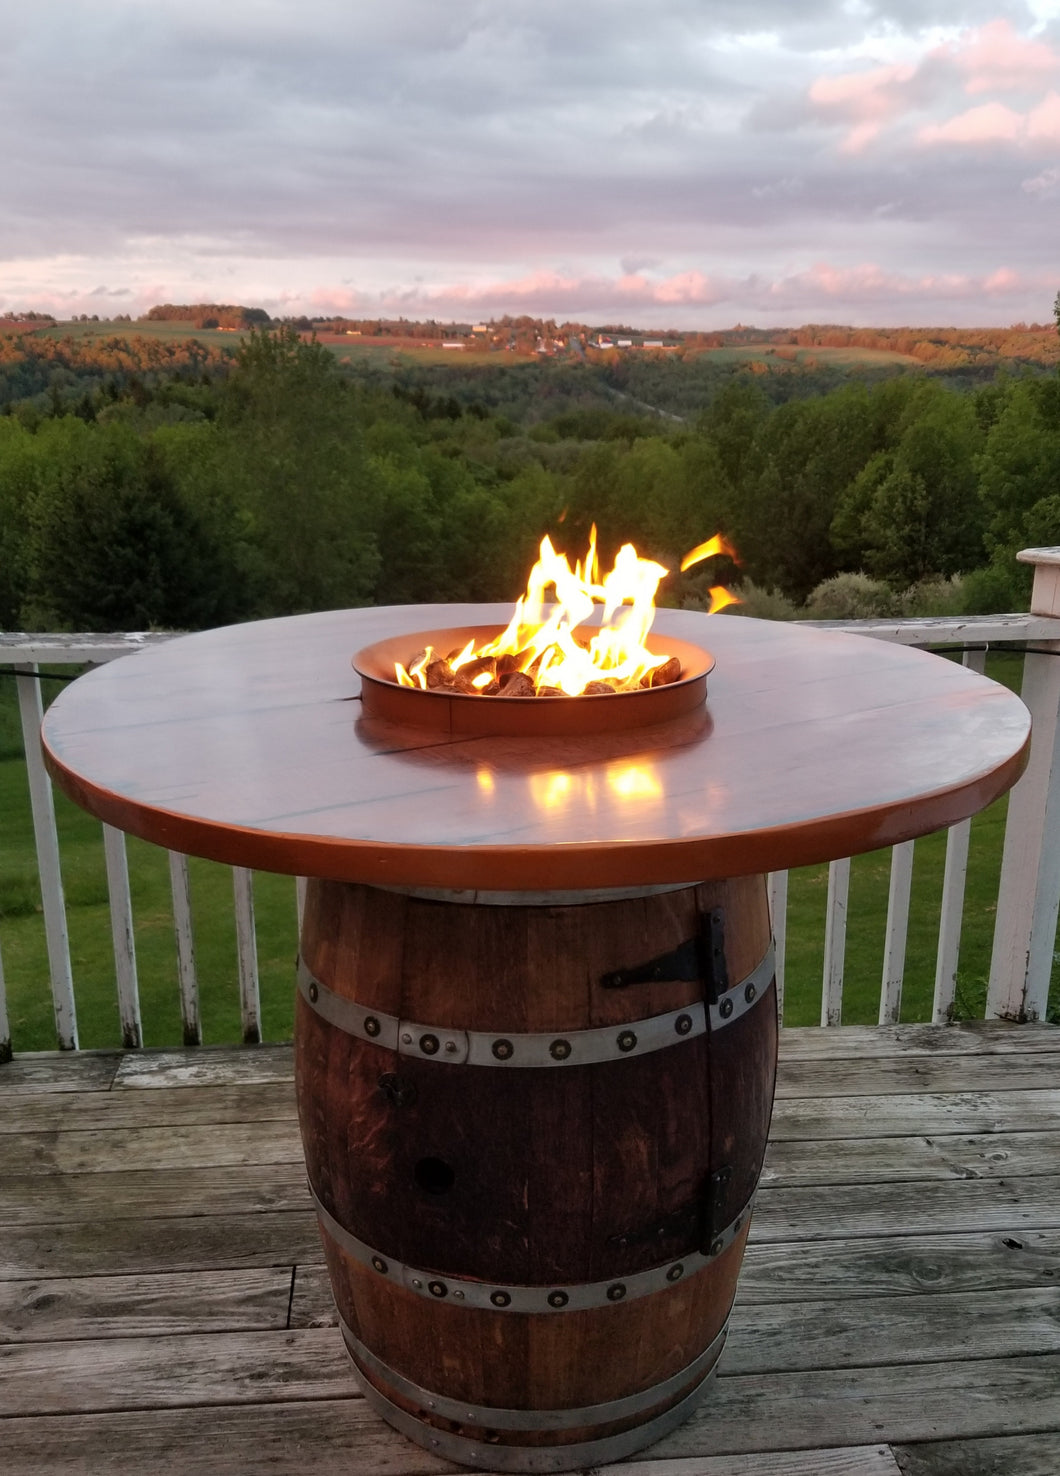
2;320;1060;635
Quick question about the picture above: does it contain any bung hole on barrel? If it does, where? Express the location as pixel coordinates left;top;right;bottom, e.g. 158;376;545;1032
415;1156;456;1195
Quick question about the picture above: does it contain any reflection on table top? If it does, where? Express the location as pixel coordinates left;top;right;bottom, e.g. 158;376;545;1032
41;605;1030;890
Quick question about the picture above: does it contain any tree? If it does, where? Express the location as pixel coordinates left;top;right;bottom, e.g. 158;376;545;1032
219;327;381;614
24;419;236;630
832;390;983;586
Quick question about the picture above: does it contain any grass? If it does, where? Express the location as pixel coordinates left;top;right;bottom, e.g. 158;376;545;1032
30;319;253;349
0;653;1052;1052
1;671;299;1050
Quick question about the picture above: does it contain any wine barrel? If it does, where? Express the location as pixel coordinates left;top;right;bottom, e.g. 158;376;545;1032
295;875;777;1472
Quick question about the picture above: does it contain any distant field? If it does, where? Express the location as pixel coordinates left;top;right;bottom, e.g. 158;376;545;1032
11;321;923;370
30;319;250;349
315;338;526;367
691;344;922;368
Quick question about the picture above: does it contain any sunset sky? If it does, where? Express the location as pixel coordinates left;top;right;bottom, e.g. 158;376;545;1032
4;1;1060;328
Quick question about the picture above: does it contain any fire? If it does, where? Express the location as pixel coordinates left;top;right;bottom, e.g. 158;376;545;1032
395;528;737;697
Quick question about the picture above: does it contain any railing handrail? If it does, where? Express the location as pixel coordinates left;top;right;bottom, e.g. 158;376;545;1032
0;632;176;664
5;609;1060;665
4;592;1060;1057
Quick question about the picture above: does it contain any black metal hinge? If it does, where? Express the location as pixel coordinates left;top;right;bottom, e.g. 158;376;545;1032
700;1164;734;1253
601;907;728;1004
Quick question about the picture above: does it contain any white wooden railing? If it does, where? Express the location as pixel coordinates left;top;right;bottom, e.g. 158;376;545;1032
3;550;1060;1058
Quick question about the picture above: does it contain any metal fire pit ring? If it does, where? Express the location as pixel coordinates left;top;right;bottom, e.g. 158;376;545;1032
352;624;714;737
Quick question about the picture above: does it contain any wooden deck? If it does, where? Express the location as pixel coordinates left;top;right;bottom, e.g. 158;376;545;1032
2;1022;1060;1476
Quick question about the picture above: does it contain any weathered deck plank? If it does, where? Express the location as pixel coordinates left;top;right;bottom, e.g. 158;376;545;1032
0;1120;305;1175
0;1082;299;1134
0;1328;357;1417
893;1431;1060;1475
653;1355;1060;1456
775;1052;1060;1097
0;1211;321;1281
0;1052;122;1094
0;1407;904;1476
737;1228;1060;1302
763;1129;1060;1185
0;1163;311;1227
0;1269;294;1341
771;1088;1060;1139
751;1174;1060;1240
1;1024;1057;1476
779;1021;1060;1058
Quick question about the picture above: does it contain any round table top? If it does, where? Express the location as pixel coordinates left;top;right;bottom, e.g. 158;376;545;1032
41;604;1030;891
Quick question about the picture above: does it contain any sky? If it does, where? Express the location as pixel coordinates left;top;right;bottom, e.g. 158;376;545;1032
3;0;1060;329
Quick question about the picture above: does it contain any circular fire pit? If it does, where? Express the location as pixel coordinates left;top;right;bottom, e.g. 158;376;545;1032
354;625;715;736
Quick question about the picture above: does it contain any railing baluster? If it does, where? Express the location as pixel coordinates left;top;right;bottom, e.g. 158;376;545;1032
168;852;201;1046
232;867;262;1044
296;875;307;939
0;934;11;1063
933;648;986;1021
821;857;850;1026
768;871;788;1024
989;560;1060;1021
14;665;78;1049
879;840;915;1024
101;824;142;1048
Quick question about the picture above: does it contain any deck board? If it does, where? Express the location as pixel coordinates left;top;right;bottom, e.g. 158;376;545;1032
2;1023;1058;1475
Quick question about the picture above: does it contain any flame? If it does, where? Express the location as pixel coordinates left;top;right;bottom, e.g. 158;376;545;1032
680;534;737;573
395;528;737;696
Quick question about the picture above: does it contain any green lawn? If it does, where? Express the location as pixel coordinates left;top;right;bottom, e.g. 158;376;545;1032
0;654;1051;1052
1;672;299;1050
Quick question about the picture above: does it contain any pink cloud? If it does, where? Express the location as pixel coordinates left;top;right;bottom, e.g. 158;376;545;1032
425;269;583;303
307;286;363;312
811;20;1060;153
920;89;1060;147
920;101;1023;145
1028;90;1060;142
313;262;1051;326
808;63;917;152
951;19;1060;96
982;267;1020;292
400;268;726;312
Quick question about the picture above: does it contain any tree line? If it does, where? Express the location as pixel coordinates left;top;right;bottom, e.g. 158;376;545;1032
1;326;1058;634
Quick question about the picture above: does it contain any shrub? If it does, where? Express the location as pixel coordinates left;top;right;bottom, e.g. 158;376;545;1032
803;572;900;620
899;574;966;617
710;579;801;621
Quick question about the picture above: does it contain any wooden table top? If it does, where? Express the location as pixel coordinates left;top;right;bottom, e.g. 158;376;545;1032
41;605;1031;891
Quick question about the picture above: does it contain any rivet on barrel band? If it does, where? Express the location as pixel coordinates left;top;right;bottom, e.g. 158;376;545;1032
296;958;401;1051
308;1178;755;1313
340;1314;728;1433
707;946;774;1033
297;945;774;1066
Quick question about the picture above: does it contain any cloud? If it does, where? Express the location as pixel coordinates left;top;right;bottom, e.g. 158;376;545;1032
920;100;1024;144
1022;163;1060;195
951;18;1060;95
3;4;1059;331
809;18;1060;151
920;89;1060;145
809;62;919;151
326;258;1053;325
